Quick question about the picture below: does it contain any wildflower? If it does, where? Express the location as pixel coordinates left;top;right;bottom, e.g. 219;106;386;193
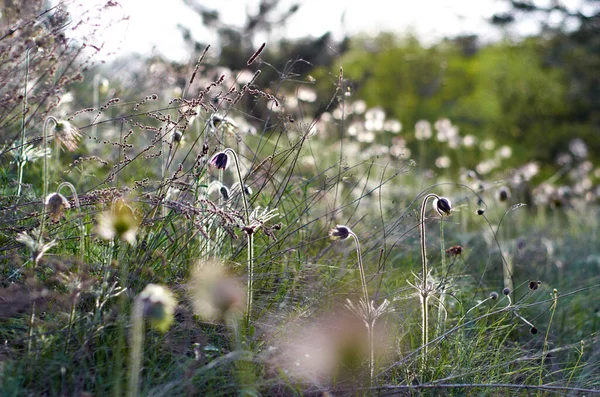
16;229;57;263
219;185;230;201
415;120;432;140
209;152;230;170
138;284;177;332
433;197;452;217
97;200;139;244
190;261;245;322
53;120;82;151
329;225;351;241
529;280;541;290
435;156;451;169
496;186;511;202
445;245;463;257
45;192;70;222
172;130;184;143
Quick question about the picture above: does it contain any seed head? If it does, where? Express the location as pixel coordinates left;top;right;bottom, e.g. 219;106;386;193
53;121;82;151
16;229;57;263
503;287;511;295
329;225;351;241
490;291;499;300
530;327;538;334
209;152;230;170
433;197;452;217
477;208;485;215
45;192;71;222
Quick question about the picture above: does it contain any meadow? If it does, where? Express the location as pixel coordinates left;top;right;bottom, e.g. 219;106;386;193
1;1;599;396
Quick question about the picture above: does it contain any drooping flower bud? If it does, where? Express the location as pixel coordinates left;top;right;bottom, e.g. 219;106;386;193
329;225;351;241
209;152;230;170
433;197;452;217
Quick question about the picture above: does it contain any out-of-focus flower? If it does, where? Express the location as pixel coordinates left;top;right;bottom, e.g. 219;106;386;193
352;100;367;114
384;119;402;134
365;107;385;122
569;138;588;159
435;156;451;169
138;284;177;332
270;310;386;384
190;261;246;322
297;86;317;103
496;186;511;202
496;145;512;159
45;192;70;222
97;200;139;244
415;120;432;140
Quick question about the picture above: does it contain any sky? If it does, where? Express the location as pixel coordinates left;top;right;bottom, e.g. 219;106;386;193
72;0;591;62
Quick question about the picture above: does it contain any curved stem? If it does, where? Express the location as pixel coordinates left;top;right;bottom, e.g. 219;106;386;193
224;149;249;223
224;149;253;327
39;116;58;242
348;230;369;306
418;193;440;362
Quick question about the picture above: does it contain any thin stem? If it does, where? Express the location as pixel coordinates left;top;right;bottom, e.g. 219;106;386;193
39;116;58;242
419;193;440;362
224;149;253;326
367;321;374;385
348;230;369;306
538;290;558;391
224;149;250;222
128;297;145;397
57;182;83;354
17;48;32;197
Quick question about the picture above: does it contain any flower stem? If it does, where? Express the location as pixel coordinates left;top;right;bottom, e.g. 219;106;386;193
419;193;440;363
223;149;252;326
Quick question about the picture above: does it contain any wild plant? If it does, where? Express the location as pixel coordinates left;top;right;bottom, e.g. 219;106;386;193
329;225;391;385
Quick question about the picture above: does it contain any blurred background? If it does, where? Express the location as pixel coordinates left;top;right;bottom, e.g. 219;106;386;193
66;0;599;184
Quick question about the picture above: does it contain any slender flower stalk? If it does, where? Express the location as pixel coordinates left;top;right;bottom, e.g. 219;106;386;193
418;194;452;364
330;225;390;385
214;149;253;325
128;284;176;397
16;47;32;197
53;182;84;353
39;116;59;241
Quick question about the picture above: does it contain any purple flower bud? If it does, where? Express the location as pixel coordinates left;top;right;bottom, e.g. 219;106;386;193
209;152;230;170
